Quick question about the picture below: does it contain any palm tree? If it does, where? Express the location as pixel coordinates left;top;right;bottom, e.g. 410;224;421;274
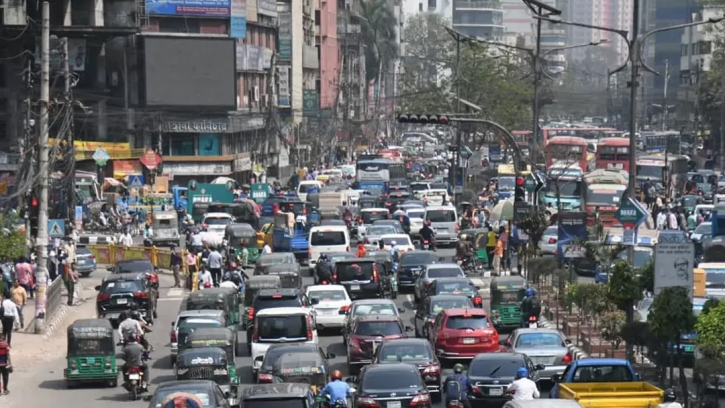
358;0;398;114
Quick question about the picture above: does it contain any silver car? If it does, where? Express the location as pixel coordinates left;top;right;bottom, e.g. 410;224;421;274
501;328;572;382
362;225;397;247
539;226;558;256
413;263;465;302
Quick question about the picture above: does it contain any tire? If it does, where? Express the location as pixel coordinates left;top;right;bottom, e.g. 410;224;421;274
131;382;138;401
110;379;118;388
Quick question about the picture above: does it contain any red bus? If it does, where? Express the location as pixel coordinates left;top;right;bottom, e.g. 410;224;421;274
542;127;617;145
510;131;532;148
546;136;589;172
596;138;631;172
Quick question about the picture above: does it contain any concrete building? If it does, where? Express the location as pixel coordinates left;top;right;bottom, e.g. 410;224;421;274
315;0;341;109
452;0;504;40
402;0;453;21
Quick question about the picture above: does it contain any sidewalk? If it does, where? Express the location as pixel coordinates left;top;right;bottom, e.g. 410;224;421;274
21;279;86;334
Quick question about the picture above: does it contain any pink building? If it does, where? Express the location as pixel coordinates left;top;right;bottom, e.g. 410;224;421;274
316;0;340;109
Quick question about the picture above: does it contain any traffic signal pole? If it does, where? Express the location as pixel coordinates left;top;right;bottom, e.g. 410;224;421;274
453;33;462;201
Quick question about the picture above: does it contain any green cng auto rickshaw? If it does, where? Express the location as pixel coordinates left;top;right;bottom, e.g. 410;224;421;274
185;287;241;330
271;352;330;394
243;275;281;327
681;195;700;213
176;347;239;406
263;264;302;289
362;251;397;299
224;223;260;266
184;328;240;373
64;318;118;388
489;276;527;330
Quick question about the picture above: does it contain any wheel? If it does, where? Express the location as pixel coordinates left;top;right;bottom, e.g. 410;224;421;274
80;272;91;278
131;383;138;401
109;379;118;388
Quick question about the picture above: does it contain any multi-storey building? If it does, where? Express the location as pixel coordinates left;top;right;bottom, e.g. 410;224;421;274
452;0;504;40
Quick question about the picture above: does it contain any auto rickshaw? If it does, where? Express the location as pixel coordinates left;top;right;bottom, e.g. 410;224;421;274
243;275;281;327
473;230;490;266
362;251;397;299
185;287;241;330
271;352;330;393
263;264;302;289
64;318;118;388
224;223;260;266
681;195;700;213
183;328;240;374
489;276;527;330
175;347;239;406
358;196;381;210
151;210;181;247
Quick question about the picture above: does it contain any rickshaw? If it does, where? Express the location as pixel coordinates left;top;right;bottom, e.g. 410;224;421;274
151;210;181;247
243;275;281;327
489;276;527;330
175;347;239;406
183;328;240;377
681;195;700;213
363;251;397;299
64;318;119;388
271;352;330;393
185;287;241;330
263;263;303;289
224;223;260;266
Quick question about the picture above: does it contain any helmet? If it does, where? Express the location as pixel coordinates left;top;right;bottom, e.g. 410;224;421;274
525;288;534;297
230;262;237;269
517;367;529;378
664;388;676;402
331;370;343;381
319;253;328;261
460;234;468;241
453;364;465;374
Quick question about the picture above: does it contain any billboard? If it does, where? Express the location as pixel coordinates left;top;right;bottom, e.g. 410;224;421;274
256;0;277;17
146;0;230;16
141;37;236;109
654;230;695;300
278;12;292;60
557;211;587;259
230;0;247;38
278;65;291;107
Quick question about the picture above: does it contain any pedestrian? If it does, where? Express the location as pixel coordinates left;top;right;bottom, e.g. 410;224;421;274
493;233;504;276
0;336;11;394
656;209;667;230
185;250;197;290
486;227;496;269
170;246;182;288
0;296;18;346
498;226;510;272
207;247;223;287
668;209;678;230
9;281;25;330
14;258;33;299
119;230;133;247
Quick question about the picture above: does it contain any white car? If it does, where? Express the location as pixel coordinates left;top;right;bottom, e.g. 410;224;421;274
378;234;415;252
250;307;319;374
201;212;233;236
539;225;558;256
406;208;426;236
306;284;351;330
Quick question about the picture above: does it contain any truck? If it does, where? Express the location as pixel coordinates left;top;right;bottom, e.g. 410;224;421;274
318;192;348;211
271;213;309;264
582;169;628;227
187;182;235;223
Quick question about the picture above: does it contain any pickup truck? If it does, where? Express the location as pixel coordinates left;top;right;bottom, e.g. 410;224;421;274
272;227;309;264
557;382;663;408
549;358;653;398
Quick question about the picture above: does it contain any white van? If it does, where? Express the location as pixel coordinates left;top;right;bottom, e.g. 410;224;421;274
251;307;318;374
421;189;450;206
424;206;458;246
308;225;351;268
297;180;323;202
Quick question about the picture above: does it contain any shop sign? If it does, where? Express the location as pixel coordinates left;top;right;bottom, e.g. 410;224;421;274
161;119;230;133
162;162;232;175
234;155;252;171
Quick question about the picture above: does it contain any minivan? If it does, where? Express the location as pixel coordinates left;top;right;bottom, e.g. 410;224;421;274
308;225;351;269
250;307;319;376
297;180;323;202
424;206;458;246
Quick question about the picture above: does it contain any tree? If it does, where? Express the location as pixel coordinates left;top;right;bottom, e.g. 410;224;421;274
0;214;26;261
607;262;644;361
516;211;550;256
360;0;398;110
580;219;624;280
639;259;654;293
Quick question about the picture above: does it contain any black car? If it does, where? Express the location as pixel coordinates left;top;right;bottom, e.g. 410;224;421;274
420;278;483;307
257;343;330;383
246;288;312;350
241;383;316;408
372;338;442;402
333;259;384;300
414;295;474;338
95;273;157;325
385;192;412;212
398;251;438;290
467;353;544;407
148;380;232;408
108;259;160;297
351;363;432;408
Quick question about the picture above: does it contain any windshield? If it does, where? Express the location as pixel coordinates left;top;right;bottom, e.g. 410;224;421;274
401;252;437;266
437;281;475;296
257;315;307;339
354;321;403;336
586;188;623;206
203;217;232;226
178;319;223;330
430;298;473;314
498;177;516;190
616;249;652;268
695;223;712;235
427;268;463;279
244;399;306;408
425;210;456;223
515;333;565;348
308;289;347;301
445;315;491;329
361;370;422;391
154;389;211;407
353;303;397;317
382;237;411;246
338;263;374;281
636;165;663;180
410;184;429;191
311;231;346;245
571;365;634;382
470;358;523;378
116;261;154;273
545;179;582;198
705;272;725;287
367;226;396;236
378;344;432;362
361;212;388;224
101;280;143;294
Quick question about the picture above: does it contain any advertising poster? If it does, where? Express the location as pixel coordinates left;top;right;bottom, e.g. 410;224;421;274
654;230;695;300
278;12;292;60
256;0;276;17
557;211;588;259
230;0;247;38
278;65;290;107
146;0;230;17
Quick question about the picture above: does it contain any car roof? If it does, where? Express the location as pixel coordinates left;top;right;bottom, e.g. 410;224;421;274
257;288;301;296
426;263;460;269
352;299;396;306
178;310;225;318
401;250;436;257
354;315;402;322
307;284;346;292
364;363;418;373
241;383;313;399
442;307;487;317
514;328;563;337
433;277;473;284
267;343;319;353
428;294;474;302
361;208;388;212
374;219;401;224
380;234;410;239
256;307;311;316
203;212;232;218
472;352;526;362
380;338;430;347
155;380;214;391
574;358;632;366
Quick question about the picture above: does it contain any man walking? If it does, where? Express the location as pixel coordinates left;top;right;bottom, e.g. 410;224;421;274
207;247;223;287
0;295;18;345
9;281;26;330
169;246;182;288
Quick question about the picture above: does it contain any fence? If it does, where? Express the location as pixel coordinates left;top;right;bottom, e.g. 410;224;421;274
46;276;64;321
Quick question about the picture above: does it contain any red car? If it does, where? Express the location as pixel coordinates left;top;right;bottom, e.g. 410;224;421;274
347;315;414;373
426;308;499;361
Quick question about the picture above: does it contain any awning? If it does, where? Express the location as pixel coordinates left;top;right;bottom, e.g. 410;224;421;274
113;160;142;179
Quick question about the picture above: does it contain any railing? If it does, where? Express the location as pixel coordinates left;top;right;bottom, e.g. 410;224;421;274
453;0;502;10
46;277;64;324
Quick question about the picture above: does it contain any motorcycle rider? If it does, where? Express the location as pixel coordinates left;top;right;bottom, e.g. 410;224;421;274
505;367;539;400
443;364;472;408
315;254;333;284
342;207;354;228
221;263;248;292
389;241;400;265
657;389;682;408
456;235;475;269
520;288;541;327
419;220;436;250
122;333;150;390
394;210;411;235
320;369;352;407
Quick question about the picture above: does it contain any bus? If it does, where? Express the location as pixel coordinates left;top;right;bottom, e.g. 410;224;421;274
636;154;689;199
582;169;628;227
541;163;584;210
509;130;532;148
356;159;407;194
546;136;589;172
639;131;681;154
596;138;631;172
542;127;617;145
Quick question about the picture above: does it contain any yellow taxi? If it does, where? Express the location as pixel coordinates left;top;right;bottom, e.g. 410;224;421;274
258;222;275;248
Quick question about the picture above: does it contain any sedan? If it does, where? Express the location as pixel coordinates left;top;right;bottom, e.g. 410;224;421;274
378;234;415;252
148;380;232;408
372;219;405;234
414;294;473;338
468;353;544;405
341;299;405;345
398;250;438;289
362;225;398;246
201;212;234;236
500;328;573;382
351;363;431;408
539;226;558;256
372;338;442;402
75;246;97;277
306;284;351;331
347;315;412;372
413;263;465;302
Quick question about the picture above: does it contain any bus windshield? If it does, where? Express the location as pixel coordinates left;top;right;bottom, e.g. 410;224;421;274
636;165;663;180
549;144;584;160
586;188;623;206
545;179;581;198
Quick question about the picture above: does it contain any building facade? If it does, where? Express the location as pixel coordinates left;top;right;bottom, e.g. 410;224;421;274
452;0;504;40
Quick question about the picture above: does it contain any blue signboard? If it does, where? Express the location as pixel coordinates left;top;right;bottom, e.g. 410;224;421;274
557;212;588;259
489;144;502;162
48;219;65;238
146;0;231;17
230;0;246;38
129;174;145;188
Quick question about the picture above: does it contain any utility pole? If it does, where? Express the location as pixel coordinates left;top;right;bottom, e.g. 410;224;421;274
662;59;669;131
24;59;33;249
35;1;51;335
64;38;76;224
693;59;702;140
453;36;461;201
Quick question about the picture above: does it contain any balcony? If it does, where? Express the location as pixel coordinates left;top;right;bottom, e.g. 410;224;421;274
303;45;319;70
453;0;502;10
337;16;361;35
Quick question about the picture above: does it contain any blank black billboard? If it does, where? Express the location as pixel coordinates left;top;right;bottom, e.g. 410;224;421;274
141;37;236;109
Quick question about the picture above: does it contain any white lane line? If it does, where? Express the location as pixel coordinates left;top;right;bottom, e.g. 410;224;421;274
167;288;186;297
158;297;187;302
406;294;414;303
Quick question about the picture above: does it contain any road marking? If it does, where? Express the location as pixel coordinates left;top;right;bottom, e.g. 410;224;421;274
159;297;187;302
167;288;186;297
407;294;414;303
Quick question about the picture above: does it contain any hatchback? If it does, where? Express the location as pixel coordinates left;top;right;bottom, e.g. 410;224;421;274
426;308;499;361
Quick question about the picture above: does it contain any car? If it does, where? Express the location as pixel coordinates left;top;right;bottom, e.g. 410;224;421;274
306;284;351;331
692;222;712;243
413;294;474;337
347;315;413;373
148;380;232;408
256;343;331;383
372;219;406;234
414;263;465;302
378;234;415;252
371;338;442;402
75;246;97;277
361;225;398;246
596;246;653;283
418;277;483;307
170;310;227;364
467;353;544;406
333;259;385;300
245;288;313;352
398;250;438;289
500;328;573;382
350;363;432;408
356;208;391;239
341;299;405;345
253;253;296;274
107;258;160;297
242;383;318;408
201;212;234;235
250;307;319;376
539;225;558;256
426;308;500;361
384;191;412;212
95;273;157;325
406;208;426;236
424;206;458;246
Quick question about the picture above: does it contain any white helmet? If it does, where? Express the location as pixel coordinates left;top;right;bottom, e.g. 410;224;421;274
390;241;397;246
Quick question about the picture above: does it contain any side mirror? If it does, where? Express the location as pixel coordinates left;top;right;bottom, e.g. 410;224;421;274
106;266;114;272
550;374;560;383
564;339;572;345
405;326;414;332
397;307;406;313
94;285;101;291
535;364;546;371
327;352;337;359
310;298;320;305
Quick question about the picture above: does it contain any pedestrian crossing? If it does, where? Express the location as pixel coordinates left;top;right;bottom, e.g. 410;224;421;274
158;287;188;301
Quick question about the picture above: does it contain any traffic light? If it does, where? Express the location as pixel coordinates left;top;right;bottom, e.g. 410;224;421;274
28;193;39;237
396;114;450;125
514;176;526;202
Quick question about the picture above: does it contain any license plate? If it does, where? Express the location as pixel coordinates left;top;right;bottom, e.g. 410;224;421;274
350;285;360;291
489;388;503;396
116;298;128;304
529;322;538;328
128;374;140;380
77;260;86;264
462;338;476;344
684;345;695;352
387;401;401;408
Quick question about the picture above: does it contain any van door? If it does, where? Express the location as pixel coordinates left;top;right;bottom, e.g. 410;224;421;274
308;228;350;267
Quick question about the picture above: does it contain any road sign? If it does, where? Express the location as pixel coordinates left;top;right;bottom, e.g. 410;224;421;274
614;198;648;228
48;219;65;238
140;148;162;171
460;146;473;160
251;183;269;204
129;174;145;188
92;147;110;166
524;172;544;194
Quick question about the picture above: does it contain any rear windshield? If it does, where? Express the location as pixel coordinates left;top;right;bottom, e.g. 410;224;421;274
361;212;388;224
437;281;475;296
178;319;223;330
446;315;491;330
338;263;374;281
117;261;153;273
515;333;565;348
410;184;429;191
262;347;315;370
254;296;302;311
353;304;397;317
101;280;143;294
469;358;523;378
244;399;306;408
204;217;232;226
571;365;634;382
378;343;433;362
154;389;211;408
427;268;463;278
361;370;422;391
308;289;347;301
311;231;346;246
425;210;456;223
401;252;437;266
381;237;410;246
257;315;307;339
430;298;473;314
354;321;403;336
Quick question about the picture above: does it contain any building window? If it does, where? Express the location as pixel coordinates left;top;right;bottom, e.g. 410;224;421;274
428;0;436;9
681;44;688;56
315;10;321;25
700;41;712;55
419;2;423;11
198;134;221;156
692;42;699;55
162;134;196;156
158;18;200;33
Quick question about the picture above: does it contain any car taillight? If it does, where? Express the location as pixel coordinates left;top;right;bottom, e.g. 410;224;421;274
410;393;431;406
306;315;313;340
258;373;274;383
149;273;158;282
548;237;557;244
247;307;255;321
563;353;572;363
97;293;110;301
170;329;177;343
358;397;379;407
423;364;440;375
529;315;537;322
473;386;483;396
134;291;148;299
253;321;260;342
303;207;307;215
373;268;379;282
89;255;96;259
339;305;350;314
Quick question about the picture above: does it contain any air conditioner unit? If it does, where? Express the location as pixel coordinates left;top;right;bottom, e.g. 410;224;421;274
253;86;260;102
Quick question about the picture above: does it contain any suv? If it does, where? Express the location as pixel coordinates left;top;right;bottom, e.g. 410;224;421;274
108;258;160;300
95;273;157;325
347;315;413;373
246;288;312;352
333;259;384;300
241;383;316;408
426;308;499;361
372;338;442;402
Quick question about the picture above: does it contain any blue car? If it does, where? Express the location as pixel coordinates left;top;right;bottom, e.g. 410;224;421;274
595;246;653;284
75;246;97;277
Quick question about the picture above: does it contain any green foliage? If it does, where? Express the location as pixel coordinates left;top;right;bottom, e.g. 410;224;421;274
620;321;653;347
638;259;654;293
607;262;644;313
516;211;550;252
601;310;626;349
702;298;720;316
648;287;695;343
576;284;611;319
695;298;725;359
580;220;624;279
0;214;27;262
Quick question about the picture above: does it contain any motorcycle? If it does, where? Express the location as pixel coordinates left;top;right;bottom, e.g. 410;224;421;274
386;263;398;300
528;315;538;329
123;366;147;400
422;240;430;251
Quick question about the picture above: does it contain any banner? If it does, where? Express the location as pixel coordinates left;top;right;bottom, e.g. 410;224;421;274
278;12;292;60
303;90;319;117
146;0;230;16
256;0;276;17
557;211;588;259
278;65;291;107
230;0;247;38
